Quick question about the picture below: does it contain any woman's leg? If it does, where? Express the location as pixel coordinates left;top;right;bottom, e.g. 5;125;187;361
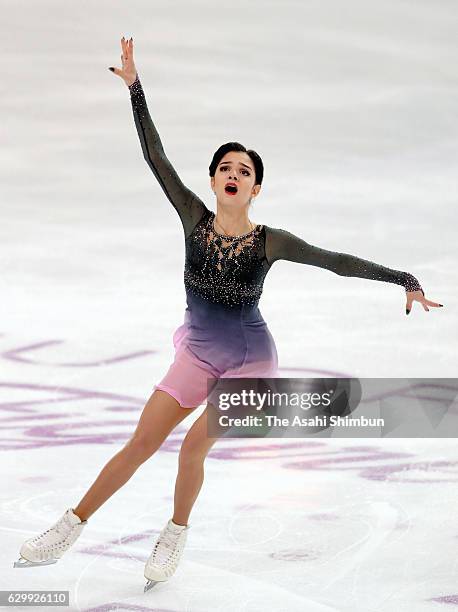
172;404;220;526
73;390;197;521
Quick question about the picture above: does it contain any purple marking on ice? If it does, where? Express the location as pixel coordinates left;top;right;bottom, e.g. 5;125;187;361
2;375;457;483
284;449;411;471
0;402;39;414
234;503;265;510
207;440;326;461
0;382;142;402
429;594;458;604
1;339;157;366
81;549;146;562
358;460;458;483
0;381;145;449
282;448;421;481
117;532;159;544
25;419;137;438
0;438;127;450
332;452;410;464
344;446;382;452
0;396;97;412
78;530;159;562
0;383;331;451
1;412;82;423
105;406;142;412
0;397;87;414
281;448;458;483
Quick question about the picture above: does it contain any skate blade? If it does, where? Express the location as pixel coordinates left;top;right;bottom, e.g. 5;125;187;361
13;557;58;568
144;579;159;593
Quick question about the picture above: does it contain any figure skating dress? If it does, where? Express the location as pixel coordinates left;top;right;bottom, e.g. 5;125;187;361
129;75;422;409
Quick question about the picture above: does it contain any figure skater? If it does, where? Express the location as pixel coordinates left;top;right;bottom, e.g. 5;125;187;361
15;37;443;591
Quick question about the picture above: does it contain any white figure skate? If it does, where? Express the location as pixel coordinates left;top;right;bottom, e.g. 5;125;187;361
144;518;190;592
14;508;87;568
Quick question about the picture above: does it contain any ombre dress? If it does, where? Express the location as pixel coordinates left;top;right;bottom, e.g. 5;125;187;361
128;75;422;409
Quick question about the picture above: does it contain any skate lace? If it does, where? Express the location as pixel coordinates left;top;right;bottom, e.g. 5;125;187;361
152;527;182;564
32;515;69;545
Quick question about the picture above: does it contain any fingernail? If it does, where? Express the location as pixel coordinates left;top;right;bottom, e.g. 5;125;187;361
406;309;410;315
439;304;443;307
108;67;115;72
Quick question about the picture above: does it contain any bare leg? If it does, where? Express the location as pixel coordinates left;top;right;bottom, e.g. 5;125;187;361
73;390;196;521
172;404;219;526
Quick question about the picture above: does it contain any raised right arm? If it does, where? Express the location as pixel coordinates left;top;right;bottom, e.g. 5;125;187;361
128;73;208;238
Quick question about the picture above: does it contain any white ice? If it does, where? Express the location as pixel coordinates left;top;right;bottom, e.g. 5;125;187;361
1;1;457;610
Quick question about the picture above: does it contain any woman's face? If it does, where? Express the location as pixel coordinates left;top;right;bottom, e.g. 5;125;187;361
210;151;261;206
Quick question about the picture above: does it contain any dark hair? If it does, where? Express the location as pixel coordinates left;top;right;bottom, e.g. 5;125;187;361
209;142;264;186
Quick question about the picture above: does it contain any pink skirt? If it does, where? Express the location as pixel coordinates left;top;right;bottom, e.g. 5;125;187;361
154;317;279;409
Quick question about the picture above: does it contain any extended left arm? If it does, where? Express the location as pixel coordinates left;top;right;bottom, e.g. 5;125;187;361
265;226;443;314
265;226;421;290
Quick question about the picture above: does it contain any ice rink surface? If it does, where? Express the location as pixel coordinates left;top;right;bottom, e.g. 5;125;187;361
1;0;457;610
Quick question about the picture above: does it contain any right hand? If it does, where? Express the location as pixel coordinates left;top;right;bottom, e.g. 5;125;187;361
109;37;137;87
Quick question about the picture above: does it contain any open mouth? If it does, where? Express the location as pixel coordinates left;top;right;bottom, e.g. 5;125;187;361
225;184;238;195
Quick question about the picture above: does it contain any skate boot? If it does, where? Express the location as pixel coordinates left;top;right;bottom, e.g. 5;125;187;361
14;508;87;568
144;518;190;592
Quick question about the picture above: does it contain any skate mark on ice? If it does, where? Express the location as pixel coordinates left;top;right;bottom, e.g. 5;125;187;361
83;603;177;611
270;548;321;561
283;446;458;483
308;512;340;521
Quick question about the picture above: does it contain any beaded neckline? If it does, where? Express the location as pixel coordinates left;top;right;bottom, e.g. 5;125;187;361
210;212;261;240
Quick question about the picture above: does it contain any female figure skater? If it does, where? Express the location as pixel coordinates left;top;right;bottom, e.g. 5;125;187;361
15;37;443;591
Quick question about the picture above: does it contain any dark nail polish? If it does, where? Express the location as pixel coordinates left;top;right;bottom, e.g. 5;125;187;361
439;304;443;307
108;67;115;72
406;309;410;315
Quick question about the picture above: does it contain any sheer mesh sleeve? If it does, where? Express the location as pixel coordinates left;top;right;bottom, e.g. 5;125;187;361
128;74;208;238
265;226;423;292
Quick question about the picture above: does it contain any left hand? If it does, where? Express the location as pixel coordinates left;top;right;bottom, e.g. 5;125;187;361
406;289;443;315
